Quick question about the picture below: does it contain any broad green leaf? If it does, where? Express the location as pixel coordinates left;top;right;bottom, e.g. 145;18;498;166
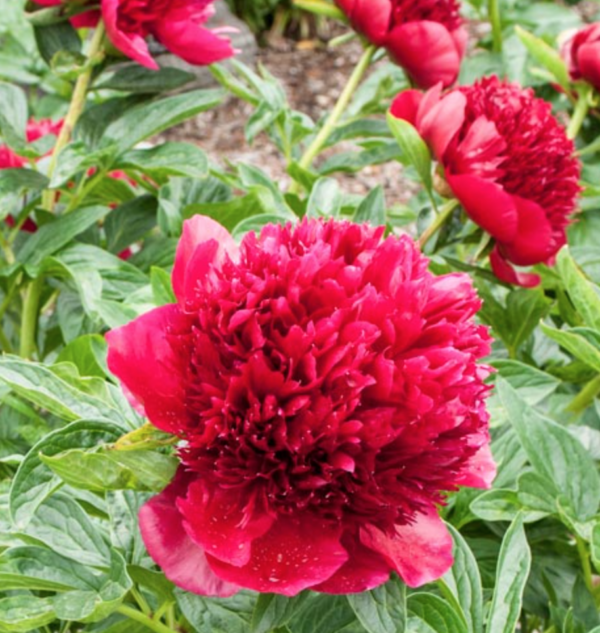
490;360;559;405
514;26;570;89
33;20;81;65
505;288;552;354
353;186;386;226
104;195;157;255
150;266;176;306
251;593;310;633
95;65;195;93
56;334;109;379
306;177;342;218
0;169;48;210
347;575;406;633
0;596;55;632
0;82;27;152
107;491;150;565
540;323;600;373
128;565;175;603
557;247;600;331
289;595;367;633
40;447;178;493
498;378;600;521
591;522;600;573
487;515;531;633
9;419;124;528
470;489;548;524
442;525;483;633
407;593;467;633
232;214;290;240
115;143;208;180
176;589;257;633
386;112;432;192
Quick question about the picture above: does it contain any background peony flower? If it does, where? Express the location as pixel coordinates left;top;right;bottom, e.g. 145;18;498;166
561;23;600;92
106;216;495;597
335;0;466;88
102;0;238;70
390;77;581;287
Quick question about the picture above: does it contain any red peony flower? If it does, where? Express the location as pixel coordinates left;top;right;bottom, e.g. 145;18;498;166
390;77;581;287
106;216;495;596
561;24;600;92
335;0;466;88
102;0;238;70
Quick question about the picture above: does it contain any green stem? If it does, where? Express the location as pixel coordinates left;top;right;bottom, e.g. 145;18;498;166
568;374;600;414
567;87;591;140
289;44;376;192
131;586;152;616
489;0;502;53
576;535;594;594
117;605;176;633
42;21;106;211
0;323;13;354
418;199;459;249
19;275;44;359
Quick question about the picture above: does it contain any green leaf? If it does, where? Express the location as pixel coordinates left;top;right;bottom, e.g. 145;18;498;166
407;593;467;633
151;266;176;306
251;593;310;633
0;169;49;210
487;515;531;633
347;575;406;633
490;360;559;406
0;82;27;152
289;595;367;633
540;323;600;373
56;334;109;379
34;20;81;66
101;89;224;153
353;186;386;226
231;214;289;240
108;491;150;565
591;522;600;573
470;489;548;524
442;525;483;633
386;112;432;192
104;195;157;255
176;589;256;633
498;378;600;521
95;65;195;93
306;177;342;218
17;204;111;272
0;596;55;632
514;26;570;89
557;246;600;332
9;419;124;529
115;143;208;180
40;447;178;493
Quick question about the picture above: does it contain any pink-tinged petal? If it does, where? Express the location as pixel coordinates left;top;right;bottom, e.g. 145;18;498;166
489;245;540;288
385;21;462;89
451;26;468;60
577;42;600;91
102;0;158;69
389;90;424;127
418;91;467;159
178;481;274;567
446;174;518;243
455;443;496;489
336;0;391;45
153;19;237;67
311;536;390;594
139;468;240;597
360;510;454;588
106;305;190;433
206;515;348;596
450;116;505;179
172;216;239;306
501;196;554;266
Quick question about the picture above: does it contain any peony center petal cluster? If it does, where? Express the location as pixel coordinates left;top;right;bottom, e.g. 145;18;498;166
107;216;495;596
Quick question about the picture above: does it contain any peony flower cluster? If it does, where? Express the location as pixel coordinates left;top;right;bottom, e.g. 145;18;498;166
390;76;581;286
107;216;495;596
335;0;466;88
562;23;600;92
34;0;237;69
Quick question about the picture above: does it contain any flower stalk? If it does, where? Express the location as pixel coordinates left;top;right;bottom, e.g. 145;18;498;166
19;275;44;359
567;85;591;140
418;199;459;249
566;373;600;414
489;0;503;53
117;605;177;633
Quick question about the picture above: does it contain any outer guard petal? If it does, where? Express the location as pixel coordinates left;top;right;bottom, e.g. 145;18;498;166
139;468;240;597
578;42;600;91
489;245;540;288
336;0;392;45
389;90;424;127
206;514;348;596
106;305;190;433
455;443;496;489
386;21;462;89
360;509;454;588
446;174;518;243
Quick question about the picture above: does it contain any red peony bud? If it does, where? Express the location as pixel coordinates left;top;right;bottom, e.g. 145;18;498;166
336;0;466;88
391;77;581;286
561;24;600;92
106;216;495;597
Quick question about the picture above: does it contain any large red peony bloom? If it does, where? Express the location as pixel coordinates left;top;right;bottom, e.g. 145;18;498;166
106;216;495;596
335;0;466;88
390;77;581;287
561;24;600;92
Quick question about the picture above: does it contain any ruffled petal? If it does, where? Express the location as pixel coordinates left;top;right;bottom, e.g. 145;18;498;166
178;480;274;567
153;19;237;67
385;21;462;89
489;245;540;288
106;305;190;433
446;174;518;243
206;515;348;596
102;0;157;69
139;468;240;597
360;510;453;588
389;90;424;127
172;215;239;307
501;196;554;266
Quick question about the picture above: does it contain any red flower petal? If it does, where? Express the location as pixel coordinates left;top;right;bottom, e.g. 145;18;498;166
489;245;540;288
206;514;348;596
390;90;424;127
360;509;454;588
172;215;239;307
578;42;600;93
385;21;462;88
335;0;391;45
106;305;190;433
418;90;466;159
500;196;554;266
178;480;274;567
446;174;518;243
455;442;496;489
139;468;240;597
